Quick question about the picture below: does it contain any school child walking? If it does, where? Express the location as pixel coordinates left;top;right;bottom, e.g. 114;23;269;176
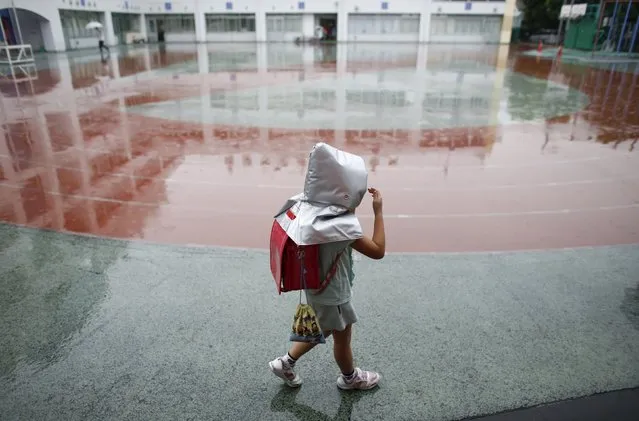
269;143;386;391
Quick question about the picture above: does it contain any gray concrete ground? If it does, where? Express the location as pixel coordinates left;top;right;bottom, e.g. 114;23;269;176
1;222;638;420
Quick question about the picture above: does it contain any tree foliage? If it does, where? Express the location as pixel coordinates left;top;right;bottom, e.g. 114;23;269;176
521;0;565;32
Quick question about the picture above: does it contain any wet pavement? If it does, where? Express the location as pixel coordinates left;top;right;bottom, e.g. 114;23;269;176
1;43;639;420
0;43;638;252
1;223;638;420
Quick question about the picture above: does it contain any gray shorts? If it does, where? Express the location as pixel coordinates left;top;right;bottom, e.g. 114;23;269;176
311;301;358;332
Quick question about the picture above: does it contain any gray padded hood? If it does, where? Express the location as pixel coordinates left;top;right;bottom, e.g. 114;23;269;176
274;143;368;245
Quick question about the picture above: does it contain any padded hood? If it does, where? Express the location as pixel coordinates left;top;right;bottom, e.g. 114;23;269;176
274;143;368;245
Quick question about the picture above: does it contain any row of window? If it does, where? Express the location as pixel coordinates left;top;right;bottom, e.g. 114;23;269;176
266;15;303;33
207;14;256;33
430;16;502;36
60;10;102;39
349;14;421;35
112;13;139;36
146;14;195;33
60;11;504;38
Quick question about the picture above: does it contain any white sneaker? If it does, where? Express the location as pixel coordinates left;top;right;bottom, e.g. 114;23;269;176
269;357;302;388
337;367;380;390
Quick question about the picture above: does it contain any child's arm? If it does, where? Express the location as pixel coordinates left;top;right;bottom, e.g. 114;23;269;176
352;188;385;260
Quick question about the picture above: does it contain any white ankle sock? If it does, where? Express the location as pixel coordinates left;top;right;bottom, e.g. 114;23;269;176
284;353;296;367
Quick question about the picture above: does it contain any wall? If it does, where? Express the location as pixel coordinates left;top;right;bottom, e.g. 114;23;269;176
15;10;46;51
0;0;514;52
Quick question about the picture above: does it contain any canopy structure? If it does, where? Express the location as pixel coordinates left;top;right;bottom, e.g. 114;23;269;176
560;3;589;19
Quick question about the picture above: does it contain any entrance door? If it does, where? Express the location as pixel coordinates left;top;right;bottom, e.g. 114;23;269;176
157;19;165;42
317;14;337;41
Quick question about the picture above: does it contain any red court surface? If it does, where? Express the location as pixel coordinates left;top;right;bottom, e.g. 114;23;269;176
0;44;638;252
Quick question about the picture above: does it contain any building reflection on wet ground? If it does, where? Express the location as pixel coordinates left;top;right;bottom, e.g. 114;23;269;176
0;42;638;252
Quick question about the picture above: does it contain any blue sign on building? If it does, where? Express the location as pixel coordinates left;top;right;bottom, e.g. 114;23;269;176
165;2;172;11
381;2;388;10
465;2;472;11
80;0;86;6
226;2;233;10
298;2;305;10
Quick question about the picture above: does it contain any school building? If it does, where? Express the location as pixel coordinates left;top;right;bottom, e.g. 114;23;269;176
0;0;518;52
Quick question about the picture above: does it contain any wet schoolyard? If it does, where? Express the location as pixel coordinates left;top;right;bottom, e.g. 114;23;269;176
0;43;638;420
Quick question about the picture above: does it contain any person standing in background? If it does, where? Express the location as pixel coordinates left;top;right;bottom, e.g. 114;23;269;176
96;28;109;60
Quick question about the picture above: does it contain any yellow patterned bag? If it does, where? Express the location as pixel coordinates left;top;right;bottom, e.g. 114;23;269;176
290;302;326;344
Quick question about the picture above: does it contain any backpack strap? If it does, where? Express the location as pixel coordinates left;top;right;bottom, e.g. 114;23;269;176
313;249;345;294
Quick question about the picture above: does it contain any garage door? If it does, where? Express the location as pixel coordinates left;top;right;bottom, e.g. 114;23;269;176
266;14;303;42
348;14;420;42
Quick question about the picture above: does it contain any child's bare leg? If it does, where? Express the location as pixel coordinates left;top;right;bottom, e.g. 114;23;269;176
332;324;354;374
289;330;332;359
333;324;380;390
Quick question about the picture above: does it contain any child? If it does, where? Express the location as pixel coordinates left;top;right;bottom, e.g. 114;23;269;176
269;176;386;391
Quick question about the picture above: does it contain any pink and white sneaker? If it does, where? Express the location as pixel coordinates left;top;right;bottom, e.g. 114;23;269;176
337;367;380;390
269;357;302;388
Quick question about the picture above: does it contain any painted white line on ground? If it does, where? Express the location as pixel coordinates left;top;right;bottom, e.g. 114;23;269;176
176;156;606;170
1;156;638;193
1;182;638;218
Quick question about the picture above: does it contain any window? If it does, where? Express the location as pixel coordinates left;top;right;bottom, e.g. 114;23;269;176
430;15;501;37
146;14;195;33
349;14;420;35
60;10;102;38
206;14;256;33
266;14;303;33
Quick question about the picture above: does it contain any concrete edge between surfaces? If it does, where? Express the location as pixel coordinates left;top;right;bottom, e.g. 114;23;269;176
2;222;639;257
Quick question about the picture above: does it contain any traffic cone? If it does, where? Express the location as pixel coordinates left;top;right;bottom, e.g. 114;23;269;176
538;40;543;53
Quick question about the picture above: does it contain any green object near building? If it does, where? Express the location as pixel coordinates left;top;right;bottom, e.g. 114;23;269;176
564;3;601;51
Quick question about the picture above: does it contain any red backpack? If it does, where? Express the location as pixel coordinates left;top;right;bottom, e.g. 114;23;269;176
270;207;343;295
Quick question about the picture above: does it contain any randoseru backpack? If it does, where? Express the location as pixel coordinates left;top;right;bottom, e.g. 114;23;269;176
270;206;343;295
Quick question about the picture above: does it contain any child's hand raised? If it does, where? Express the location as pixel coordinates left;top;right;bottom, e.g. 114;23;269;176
368;188;383;214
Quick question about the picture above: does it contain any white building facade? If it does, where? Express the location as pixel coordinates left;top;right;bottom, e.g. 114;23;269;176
0;0;516;52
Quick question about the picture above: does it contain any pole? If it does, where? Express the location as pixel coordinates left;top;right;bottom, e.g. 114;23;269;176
606;0;621;49
557;0;568;45
9;0;23;45
629;6;639;52
616;0;633;52
565;0;576;46
593;0;606;57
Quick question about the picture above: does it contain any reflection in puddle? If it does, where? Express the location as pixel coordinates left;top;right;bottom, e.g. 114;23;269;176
0;43;638;251
128;67;590;130
270;386;378;420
